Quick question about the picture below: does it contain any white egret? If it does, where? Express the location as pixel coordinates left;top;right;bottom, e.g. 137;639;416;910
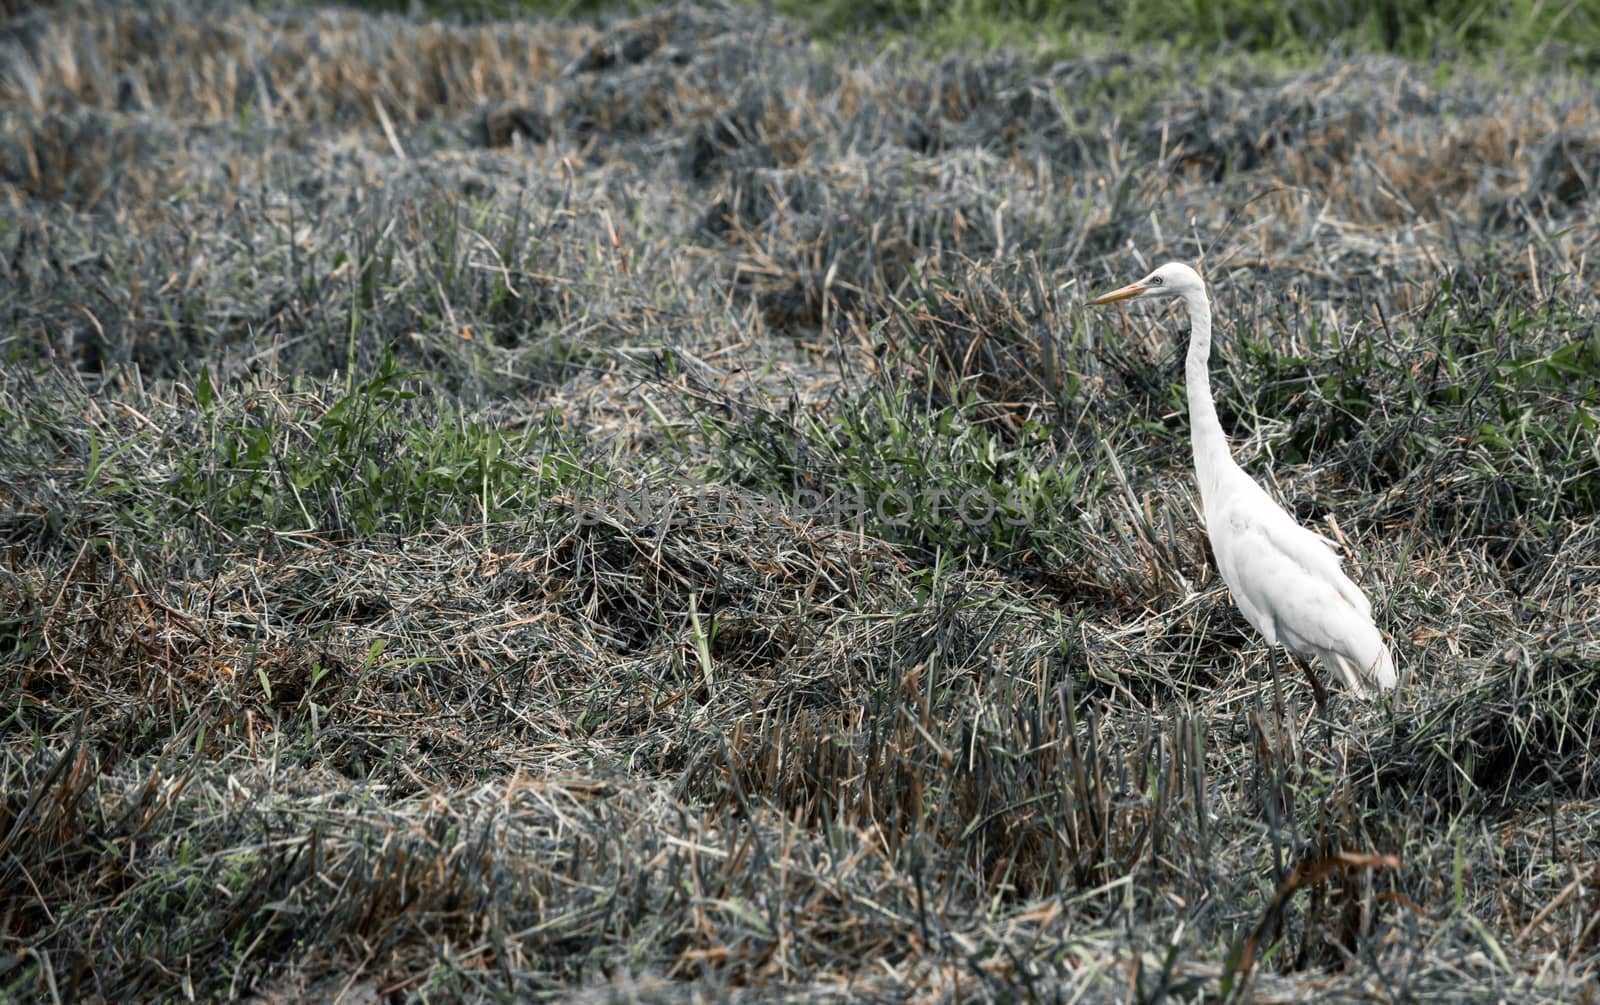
1089;263;1397;699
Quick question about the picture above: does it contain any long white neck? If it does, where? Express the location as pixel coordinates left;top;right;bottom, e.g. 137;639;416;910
1182;286;1233;504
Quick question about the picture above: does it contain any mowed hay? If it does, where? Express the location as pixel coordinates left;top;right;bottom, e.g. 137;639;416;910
3;0;1600;1001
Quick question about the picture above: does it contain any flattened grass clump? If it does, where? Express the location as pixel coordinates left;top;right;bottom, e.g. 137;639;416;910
3;1;1600;1002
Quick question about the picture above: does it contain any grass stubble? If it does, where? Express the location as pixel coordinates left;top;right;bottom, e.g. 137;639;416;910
1;1;1598;1001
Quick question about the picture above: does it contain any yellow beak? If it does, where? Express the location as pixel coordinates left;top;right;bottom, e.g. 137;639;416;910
1088;281;1146;306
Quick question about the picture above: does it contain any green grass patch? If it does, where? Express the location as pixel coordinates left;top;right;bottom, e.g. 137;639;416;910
168;356;564;540
776;0;1600;68
321;0;1600;69
1176;271;1600;533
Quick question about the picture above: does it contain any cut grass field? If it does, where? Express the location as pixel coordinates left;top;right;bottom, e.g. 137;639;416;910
2;0;1599;1001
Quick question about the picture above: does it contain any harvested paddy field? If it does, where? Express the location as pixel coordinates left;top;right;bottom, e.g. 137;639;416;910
1;1;1598;1001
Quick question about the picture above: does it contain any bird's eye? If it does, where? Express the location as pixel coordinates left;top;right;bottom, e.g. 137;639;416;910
1150;276;1163;285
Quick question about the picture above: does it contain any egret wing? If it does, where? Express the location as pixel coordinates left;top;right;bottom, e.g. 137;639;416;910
1208;486;1375;649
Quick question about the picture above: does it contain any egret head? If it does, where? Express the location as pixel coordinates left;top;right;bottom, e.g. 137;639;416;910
1088;262;1205;306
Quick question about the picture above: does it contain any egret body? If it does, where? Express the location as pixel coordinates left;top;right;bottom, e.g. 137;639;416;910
1089;263;1397;698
